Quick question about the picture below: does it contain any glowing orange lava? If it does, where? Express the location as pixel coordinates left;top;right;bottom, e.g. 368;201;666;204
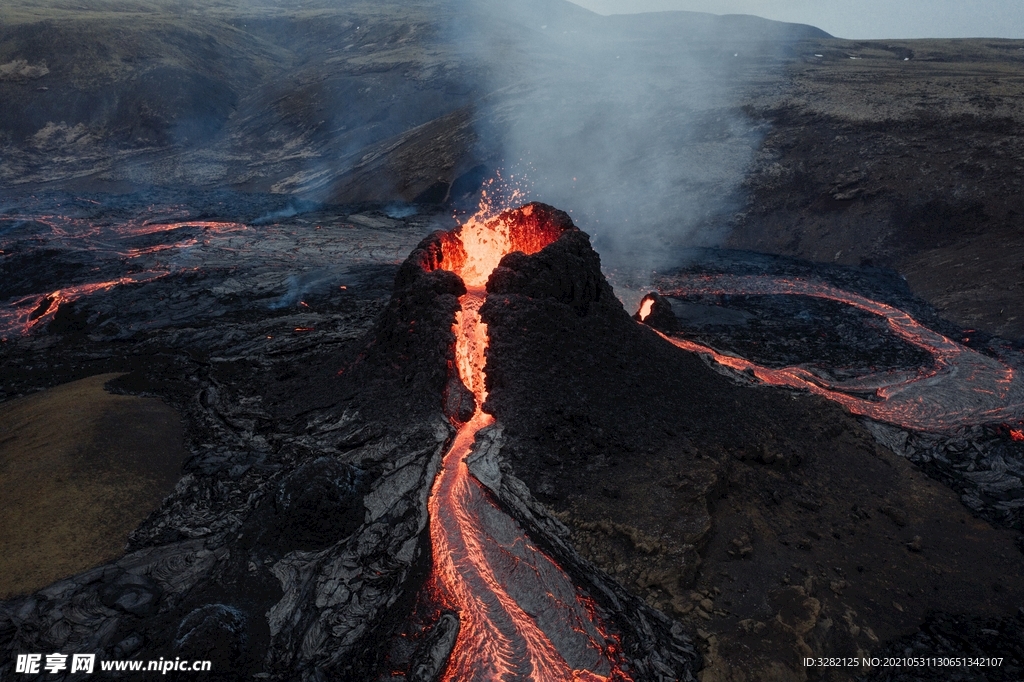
1011;428;1024;442
0;212;246;338
638;297;654;321
0;271;167;337
427;199;630;681
455;216;511;288
651;275;1024;432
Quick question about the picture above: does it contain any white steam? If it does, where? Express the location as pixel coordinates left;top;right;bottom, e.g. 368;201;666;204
445;0;797;277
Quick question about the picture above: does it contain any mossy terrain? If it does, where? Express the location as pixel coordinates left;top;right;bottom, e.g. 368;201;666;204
0;373;186;598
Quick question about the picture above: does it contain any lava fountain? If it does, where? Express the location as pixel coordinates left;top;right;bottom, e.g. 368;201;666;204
425;204;630;681
640;275;1024;433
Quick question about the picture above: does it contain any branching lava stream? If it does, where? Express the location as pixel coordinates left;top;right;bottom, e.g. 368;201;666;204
646;275;1024;432
426;207;630;681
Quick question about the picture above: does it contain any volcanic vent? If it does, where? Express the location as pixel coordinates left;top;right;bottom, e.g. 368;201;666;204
369;203;698;681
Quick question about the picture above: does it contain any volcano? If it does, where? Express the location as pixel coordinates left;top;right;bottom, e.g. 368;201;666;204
3;4;1024;677
5;197;1024;682
338;203;699;680
0;201;703;681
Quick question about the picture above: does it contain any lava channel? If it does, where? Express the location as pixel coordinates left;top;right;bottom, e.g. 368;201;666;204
0;271;168;338
0;212;246;338
644;274;1024;432
426;204;630;681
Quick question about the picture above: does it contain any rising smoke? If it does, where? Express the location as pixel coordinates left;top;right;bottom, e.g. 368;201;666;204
0;0;815;289
443;0;797;283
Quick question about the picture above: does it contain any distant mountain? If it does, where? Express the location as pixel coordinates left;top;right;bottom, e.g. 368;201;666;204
0;0;828;249
605;11;831;41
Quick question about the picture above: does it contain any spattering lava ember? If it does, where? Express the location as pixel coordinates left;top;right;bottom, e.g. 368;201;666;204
425;204;630;681
640;275;1024;433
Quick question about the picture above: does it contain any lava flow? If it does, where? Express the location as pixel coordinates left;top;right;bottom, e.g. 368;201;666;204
426;204;630;681
0;271;168;338
645;274;1024;432
0;209;247;338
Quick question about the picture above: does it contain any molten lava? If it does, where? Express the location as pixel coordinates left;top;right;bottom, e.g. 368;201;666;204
0;271;167;337
453;203;568;289
637;298;654;322
649;275;1024;433
0;213;246;338
426;203;630;681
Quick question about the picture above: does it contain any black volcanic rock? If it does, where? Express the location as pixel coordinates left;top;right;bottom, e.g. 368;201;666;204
99;572;164;618
339;229;471;425
407;612;460;682
488;230;618;316
272;458;363;544
174;604;249;671
867;610;1024;682
481;226;733;463
238;458;367;556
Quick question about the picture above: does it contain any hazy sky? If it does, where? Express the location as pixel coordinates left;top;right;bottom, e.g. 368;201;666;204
568;0;1024;39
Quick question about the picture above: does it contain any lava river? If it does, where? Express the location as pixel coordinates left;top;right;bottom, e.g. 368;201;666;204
643;274;1024;433
426;207;630;681
0;213;246;337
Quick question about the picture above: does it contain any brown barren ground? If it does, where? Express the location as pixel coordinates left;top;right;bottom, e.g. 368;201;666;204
0;374;186;598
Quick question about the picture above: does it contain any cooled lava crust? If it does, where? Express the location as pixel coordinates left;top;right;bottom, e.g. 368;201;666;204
4;203;1024;682
358;201;1024;682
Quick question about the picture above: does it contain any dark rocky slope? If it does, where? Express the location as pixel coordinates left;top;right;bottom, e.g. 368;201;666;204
731;39;1024;341
480;220;1024;682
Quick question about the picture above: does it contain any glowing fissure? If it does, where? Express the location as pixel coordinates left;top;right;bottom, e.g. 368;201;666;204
427;203;629;681
0;213;246;338
0;271;168;338
652;274;1024;432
